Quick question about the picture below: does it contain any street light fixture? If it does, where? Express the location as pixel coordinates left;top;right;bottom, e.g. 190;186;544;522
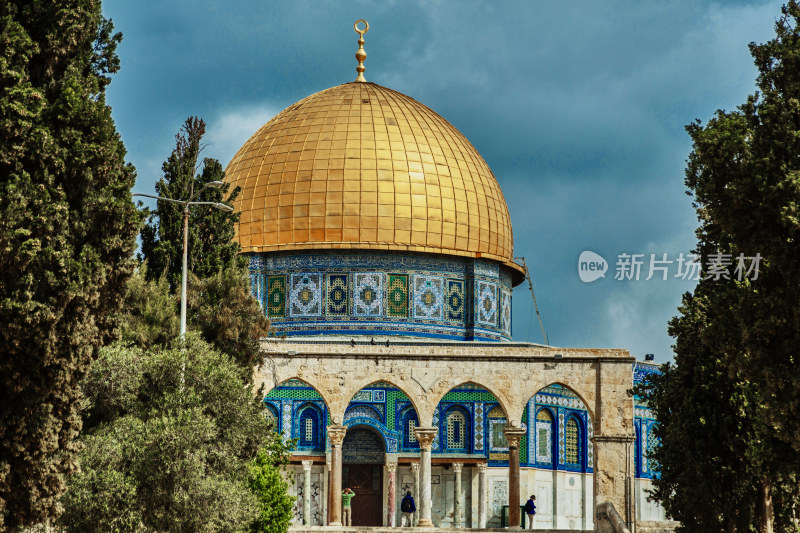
133;180;233;341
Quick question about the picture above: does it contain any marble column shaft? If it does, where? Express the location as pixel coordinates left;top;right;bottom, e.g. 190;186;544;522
302;460;313;525
477;463;488;528
452;462;463;528
505;427;526;530
414;427;438;528
411;461;421;527
387;462;397;527
327;425;347;526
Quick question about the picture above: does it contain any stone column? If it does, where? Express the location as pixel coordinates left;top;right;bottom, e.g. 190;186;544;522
302;460;313;525
415;427;438;528
325;454;332;525
505;427;526;530
452;462;464;528
411;461;421;527
594;435;636;532
327;425;347;526
387;461;397;527
477;463;488;528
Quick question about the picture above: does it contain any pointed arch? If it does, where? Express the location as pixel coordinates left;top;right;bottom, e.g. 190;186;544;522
430;380;512;423
442;405;470;452
264;378;330;450
523;383;593;472
338;378;423;429
564;413;583;470
533;406;556;467
296;402;325;451
398;405;420;451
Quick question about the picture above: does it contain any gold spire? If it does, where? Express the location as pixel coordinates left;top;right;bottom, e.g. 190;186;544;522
354;19;369;82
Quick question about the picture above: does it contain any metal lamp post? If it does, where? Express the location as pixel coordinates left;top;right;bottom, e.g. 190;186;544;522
133;180;233;341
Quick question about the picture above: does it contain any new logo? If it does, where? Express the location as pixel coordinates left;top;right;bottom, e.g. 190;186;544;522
578;251;608;283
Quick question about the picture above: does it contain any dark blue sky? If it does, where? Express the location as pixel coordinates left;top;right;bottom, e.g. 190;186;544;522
103;1;784;362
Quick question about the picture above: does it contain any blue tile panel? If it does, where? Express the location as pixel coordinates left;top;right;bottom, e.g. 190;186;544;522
248;251;513;341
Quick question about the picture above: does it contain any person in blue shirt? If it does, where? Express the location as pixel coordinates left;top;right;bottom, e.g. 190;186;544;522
524;495;536;529
400;491;416;526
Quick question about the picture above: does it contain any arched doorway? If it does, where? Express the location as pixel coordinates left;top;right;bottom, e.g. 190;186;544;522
342;425;385;526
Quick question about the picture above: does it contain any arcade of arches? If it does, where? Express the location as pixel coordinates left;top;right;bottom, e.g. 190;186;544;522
259;339;665;529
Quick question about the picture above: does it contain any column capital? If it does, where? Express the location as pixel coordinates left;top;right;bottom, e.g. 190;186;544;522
451;462;463;473
414;426;438;450
302;460;313;471
386;461;398;473
410;461;420;473
476;463;488;473
328;424;347;446
504;427;526;448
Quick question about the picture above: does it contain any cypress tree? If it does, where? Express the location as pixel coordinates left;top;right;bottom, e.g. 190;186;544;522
0;2;140;528
140;116;243;290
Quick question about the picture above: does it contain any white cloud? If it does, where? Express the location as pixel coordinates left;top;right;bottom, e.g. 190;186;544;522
204;104;280;168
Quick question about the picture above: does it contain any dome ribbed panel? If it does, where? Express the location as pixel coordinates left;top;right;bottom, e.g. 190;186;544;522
225;82;516;267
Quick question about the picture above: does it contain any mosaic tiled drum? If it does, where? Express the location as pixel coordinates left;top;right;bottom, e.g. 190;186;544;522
248;250;514;340
225;81;525;340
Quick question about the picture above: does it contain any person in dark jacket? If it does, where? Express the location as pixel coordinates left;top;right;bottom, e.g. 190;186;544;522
524;495;536;529
400;491;416;526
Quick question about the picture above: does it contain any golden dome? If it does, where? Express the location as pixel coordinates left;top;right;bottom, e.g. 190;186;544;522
225;82;521;274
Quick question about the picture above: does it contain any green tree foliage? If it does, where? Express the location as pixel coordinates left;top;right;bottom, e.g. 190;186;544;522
684;1;800;447
60;337;292;532
247;448;295;533
119;264;180;349
637;280;800;532
639;3;800;531
140;117;243;290
188;265;270;372
0;3;140;529
120;265;269;372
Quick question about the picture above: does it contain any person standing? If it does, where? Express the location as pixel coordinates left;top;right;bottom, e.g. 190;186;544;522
524;495;536;529
400;490;416;526
342;488;356;526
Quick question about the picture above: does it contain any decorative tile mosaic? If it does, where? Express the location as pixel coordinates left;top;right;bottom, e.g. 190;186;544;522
587;415;594;469
558;409;565;465
490;419;508;450
326;274;349;316
282;403;292;444
250;272;264;309
431;407;440;450
353;273;384;316
535;392;585;410
500;288;511;335
491;480;508;519
565;417;579;465
445;279;465;322
536;419;553;464
386;274;409;317
445;409;467;449
289;273;322;317
352;390;371;402
474;403;484;451
475;261;499;278
646;424;659;473
267;275;286;317
293;473;322;525
344;404;382;424
476;280;498;326
372;390;385;402
413;275;444;320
